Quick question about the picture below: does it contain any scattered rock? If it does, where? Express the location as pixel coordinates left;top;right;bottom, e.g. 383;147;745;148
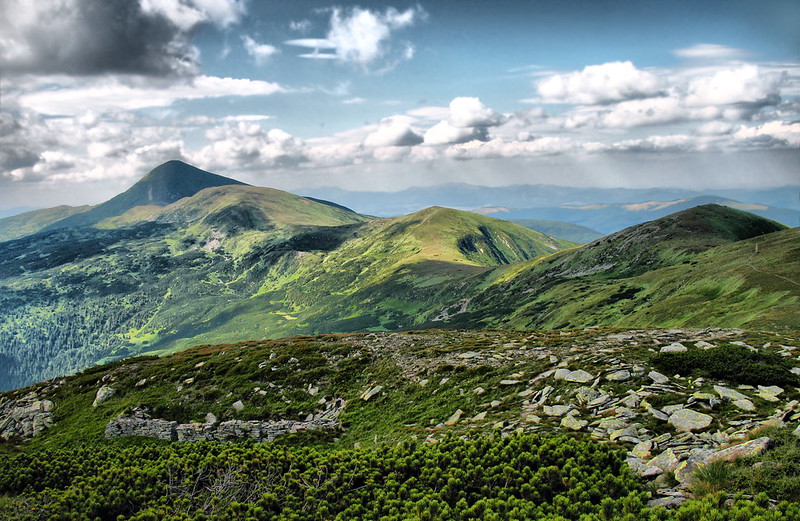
361;385;383;401
647;448;679;473
232;400;245;412
757;385;784;402
733;399;756;412
560;415;588;431
470;411;487;421
205;413;217;424
714;385;750;402
668;409;713;432
631;440;653;459
554;369;594;383
473;387;485;395
605;369;631;382
444;409;463;426
499;379;521;385
648;371;670;384
543;405;571;416
708;437;771;464
660;343;687;353
92;385;115;407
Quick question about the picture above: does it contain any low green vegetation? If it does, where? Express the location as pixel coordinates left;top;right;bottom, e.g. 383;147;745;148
2;434;799;520
652;344;800;387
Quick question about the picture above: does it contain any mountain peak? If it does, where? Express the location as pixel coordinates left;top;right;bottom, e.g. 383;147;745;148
45;161;248;231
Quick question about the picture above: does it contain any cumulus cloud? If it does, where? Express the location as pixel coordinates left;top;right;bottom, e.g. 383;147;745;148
536;61;663;105
733;121;800;148
193;123;306;171
448;97;506;128
242;36;279;65
285;6;423;70
423;97;504;145
364;116;423;147
0;0;245;77
424;121;488;145
0;107;54;173
685;65;784;109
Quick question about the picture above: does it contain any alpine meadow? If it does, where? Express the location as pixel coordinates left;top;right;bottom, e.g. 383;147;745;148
1;1;799;520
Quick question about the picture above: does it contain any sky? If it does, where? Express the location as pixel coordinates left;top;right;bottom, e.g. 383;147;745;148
1;0;799;211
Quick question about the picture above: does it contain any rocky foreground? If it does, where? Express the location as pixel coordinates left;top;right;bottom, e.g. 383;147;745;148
1;327;798;508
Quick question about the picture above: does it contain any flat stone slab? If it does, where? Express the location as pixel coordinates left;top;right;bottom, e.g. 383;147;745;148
648;371;669;384
543;405;572;416
560;415;588;431
554;369;594;383
714;385;749;402
668;409;713;432
660;343;687;353
605;369;631;382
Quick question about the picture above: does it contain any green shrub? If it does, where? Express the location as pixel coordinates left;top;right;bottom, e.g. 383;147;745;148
651;345;799;386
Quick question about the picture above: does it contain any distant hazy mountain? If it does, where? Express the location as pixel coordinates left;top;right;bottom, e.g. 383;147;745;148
303;185;800;233
509;219;603;243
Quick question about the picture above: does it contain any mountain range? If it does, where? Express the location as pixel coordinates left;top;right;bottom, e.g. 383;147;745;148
302;184;800;234
0;160;797;391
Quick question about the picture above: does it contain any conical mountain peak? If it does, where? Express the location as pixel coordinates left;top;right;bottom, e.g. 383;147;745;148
45;161;248;230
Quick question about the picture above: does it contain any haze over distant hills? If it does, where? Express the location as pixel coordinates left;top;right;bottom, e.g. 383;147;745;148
303;184;800;233
0;161;796;391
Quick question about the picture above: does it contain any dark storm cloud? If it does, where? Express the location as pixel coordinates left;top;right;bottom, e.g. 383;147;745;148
0;0;213;77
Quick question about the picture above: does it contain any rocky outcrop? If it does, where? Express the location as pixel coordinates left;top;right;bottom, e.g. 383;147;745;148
0;394;54;440
106;399;345;442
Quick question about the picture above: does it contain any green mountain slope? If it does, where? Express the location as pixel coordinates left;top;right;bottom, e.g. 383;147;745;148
0;205;92;242
0;171;565;390
439;205;795;330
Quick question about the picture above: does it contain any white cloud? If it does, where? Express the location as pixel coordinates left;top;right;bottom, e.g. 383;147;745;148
342;97;366;104
695;121;733;136
242;36;279;65
685;65;784;108
193;123;306;171
448;97;505;128
364;116;423;147
536;61;663;105
733;121;800;148
422;97;505;145
18;76;285;116
445;137;574;160
673;44;748;60
139;0;245;30
285;6;423;70
290;19;312;33
424;120;487;145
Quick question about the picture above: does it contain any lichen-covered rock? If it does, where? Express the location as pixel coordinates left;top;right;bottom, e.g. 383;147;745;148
92;385;115;407
361;385;383;401
713;385;749;402
560;415;588;431
543;405;571;416
444;409;463;426
707;437;771;464
648;371;669;384
660;343;687;353
605;369;631;382
668;409;713;432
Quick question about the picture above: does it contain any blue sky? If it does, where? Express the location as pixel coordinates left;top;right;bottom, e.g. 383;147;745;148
1;0;798;210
